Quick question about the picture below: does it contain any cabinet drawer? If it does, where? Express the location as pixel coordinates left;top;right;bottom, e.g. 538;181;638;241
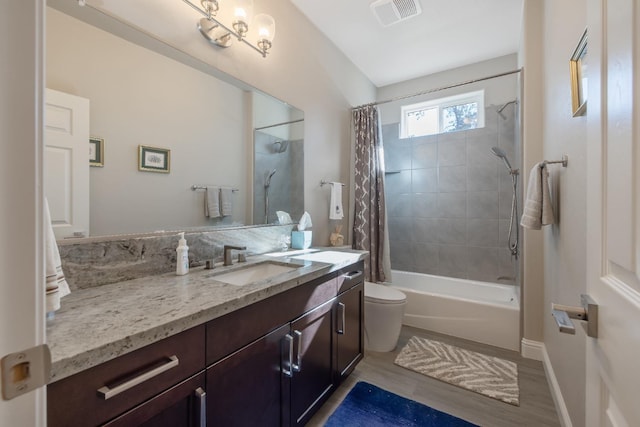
337;261;364;294
206;275;338;365
48;325;206;427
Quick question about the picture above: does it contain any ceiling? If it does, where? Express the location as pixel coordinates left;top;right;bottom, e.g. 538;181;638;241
289;0;523;87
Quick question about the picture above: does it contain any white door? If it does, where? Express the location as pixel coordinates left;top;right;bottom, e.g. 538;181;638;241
0;1;46;426
45;88;90;239
585;0;640;425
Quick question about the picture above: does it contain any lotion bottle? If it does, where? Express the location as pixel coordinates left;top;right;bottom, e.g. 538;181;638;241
176;232;189;275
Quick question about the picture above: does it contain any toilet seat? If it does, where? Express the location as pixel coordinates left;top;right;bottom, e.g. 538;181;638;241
365;282;406;305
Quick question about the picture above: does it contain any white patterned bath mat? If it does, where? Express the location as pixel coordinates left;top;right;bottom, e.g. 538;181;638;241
394;336;519;406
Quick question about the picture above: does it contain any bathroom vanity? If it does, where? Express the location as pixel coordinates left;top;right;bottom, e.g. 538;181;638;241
46;251;365;426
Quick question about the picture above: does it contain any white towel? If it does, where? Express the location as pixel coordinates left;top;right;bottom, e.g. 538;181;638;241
329;182;344;220
44;198;70;314
220;188;233;217
205;186;221;218
520;163;555;229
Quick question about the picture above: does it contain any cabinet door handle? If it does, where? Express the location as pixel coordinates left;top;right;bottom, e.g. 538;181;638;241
283;334;294;377
292;330;303;372
97;355;179;400
337;302;346;335
194;387;206;427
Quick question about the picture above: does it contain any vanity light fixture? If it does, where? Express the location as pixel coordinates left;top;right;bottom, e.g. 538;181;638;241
183;0;276;58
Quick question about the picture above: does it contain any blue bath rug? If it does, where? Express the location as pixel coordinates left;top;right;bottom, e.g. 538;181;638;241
324;382;477;427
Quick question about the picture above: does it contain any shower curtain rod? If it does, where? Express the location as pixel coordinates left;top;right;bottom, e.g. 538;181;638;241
353;68;523;110
255;118;304;131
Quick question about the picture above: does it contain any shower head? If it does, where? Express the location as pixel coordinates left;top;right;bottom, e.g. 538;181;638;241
265;169;277;187
490;146;513;172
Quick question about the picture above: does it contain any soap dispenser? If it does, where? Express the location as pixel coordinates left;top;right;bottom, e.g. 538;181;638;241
176;232;189;275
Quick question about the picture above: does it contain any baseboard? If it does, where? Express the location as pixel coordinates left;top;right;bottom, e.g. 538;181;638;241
520;338;543;361
541;344;573;427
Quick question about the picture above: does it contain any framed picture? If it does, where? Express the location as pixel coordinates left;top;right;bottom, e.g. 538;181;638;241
138;145;170;173
89;137;104;167
570;29;588;117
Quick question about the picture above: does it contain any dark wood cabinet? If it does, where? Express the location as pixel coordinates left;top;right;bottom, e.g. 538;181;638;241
335;281;364;382
205;324;290;427
48;260;365;427
289;299;335;426
103;373;206;427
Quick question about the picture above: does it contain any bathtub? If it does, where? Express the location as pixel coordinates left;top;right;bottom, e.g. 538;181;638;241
387;270;520;351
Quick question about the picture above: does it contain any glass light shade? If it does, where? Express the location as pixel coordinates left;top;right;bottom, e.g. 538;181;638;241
254;13;276;42
233;0;253;23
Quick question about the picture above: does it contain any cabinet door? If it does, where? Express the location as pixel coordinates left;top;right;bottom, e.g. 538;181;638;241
206;323;290;427
103;372;206;427
290;299;335;426
335;282;364;382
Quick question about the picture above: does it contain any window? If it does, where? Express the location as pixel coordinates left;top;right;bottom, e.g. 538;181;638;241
400;90;485;138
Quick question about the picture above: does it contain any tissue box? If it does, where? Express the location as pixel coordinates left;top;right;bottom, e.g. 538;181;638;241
291;231;312;249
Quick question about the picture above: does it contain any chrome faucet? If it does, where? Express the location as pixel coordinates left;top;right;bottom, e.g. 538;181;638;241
223;245;247;266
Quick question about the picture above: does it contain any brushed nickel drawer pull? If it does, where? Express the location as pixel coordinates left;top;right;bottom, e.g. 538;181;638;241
97;355;179;400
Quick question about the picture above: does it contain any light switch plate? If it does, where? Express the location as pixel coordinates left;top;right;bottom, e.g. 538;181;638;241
1;344;51;400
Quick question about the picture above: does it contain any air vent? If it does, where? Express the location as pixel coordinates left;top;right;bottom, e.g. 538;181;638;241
370;0;422;27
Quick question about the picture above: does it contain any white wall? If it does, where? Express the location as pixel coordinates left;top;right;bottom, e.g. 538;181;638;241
541;0;588;425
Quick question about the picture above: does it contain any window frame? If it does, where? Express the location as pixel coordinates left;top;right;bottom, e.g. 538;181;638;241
399;90;485;138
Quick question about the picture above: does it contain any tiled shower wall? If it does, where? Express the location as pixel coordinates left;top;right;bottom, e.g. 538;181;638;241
383;104;520;284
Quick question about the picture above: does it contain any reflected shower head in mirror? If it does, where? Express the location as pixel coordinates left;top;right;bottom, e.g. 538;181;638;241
273;140;289;153
265;169;277;187
490;146;514;172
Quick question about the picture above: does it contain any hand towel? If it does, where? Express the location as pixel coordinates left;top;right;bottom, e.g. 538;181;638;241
220;188;233;217
205;186;221;218
520;163;555;229
329;182;344;220
44;198;70;314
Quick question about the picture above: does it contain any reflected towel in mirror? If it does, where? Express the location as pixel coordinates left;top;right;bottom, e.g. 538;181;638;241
45;198;70;313
205;186;221;218
220;188;233;217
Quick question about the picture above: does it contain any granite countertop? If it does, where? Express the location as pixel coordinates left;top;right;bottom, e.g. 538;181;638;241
47;248;367;383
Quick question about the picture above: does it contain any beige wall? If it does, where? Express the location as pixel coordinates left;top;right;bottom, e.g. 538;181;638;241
541;0;588;425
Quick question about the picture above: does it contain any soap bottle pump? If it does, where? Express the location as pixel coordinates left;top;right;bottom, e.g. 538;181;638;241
176;232;189;276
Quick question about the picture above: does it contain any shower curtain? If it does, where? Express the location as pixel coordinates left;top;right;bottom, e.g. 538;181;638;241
352;105;391;283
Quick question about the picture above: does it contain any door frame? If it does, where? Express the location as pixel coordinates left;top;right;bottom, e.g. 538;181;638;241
0;0;46;425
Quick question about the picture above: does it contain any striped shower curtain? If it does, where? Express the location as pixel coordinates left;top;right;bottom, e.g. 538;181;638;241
352;104;391;283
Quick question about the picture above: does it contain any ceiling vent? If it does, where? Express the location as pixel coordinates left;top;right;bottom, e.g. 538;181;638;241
370;0;422;27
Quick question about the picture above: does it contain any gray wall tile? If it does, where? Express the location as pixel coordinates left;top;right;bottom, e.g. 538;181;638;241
412;168;438;193
437;192;467;218
437;219;467;245
467;246;499;282
467;219;499;246
384;139;412;171
413;218;439;244
412;193;439;218
467;164;499;191
438;245;467;274
387;192;412;218
467;191;499;218
438;166;467;192
385;170;411;195
412;140;438;169
388;217;413;243
438;138;467;167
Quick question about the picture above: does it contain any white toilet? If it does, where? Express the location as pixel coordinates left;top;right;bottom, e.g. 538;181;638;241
364;282;407;352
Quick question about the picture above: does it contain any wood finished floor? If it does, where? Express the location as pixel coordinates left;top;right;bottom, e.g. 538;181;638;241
308;326;561;427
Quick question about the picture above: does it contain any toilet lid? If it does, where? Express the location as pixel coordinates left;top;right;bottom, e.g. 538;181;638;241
365;282;406;304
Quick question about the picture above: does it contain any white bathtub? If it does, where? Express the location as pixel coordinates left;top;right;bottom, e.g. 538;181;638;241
387;270;520;351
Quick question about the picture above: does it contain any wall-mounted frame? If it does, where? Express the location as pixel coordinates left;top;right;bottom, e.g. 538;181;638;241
570;29;588;117
138;145;171;173
89;137;104;167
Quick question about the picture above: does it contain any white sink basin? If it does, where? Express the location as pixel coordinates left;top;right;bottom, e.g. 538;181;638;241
291;251;361;265
212;262;299;286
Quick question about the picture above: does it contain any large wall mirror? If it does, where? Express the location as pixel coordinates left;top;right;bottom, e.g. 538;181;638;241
46;1;303;238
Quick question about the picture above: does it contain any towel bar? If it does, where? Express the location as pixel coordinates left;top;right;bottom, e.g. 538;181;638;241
191;185;239;192
320;180;345;187
542;154;568;167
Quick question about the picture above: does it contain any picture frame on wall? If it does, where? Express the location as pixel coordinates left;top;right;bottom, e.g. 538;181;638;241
570;29;588;117
89;137;104;167
138;145;171;173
